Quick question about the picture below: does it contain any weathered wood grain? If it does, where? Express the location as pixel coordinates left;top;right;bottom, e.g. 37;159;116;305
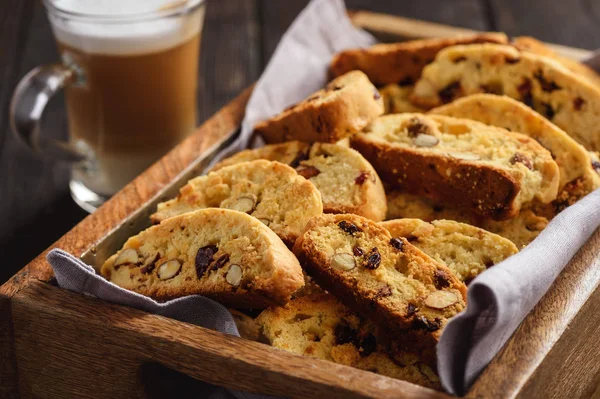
0;297;18;399
197;0;261;123
11;281;449;399
487;0;600;50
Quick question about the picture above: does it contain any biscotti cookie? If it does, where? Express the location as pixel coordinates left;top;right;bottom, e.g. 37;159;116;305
229;309;267;343
293;213;467;356
213;142;387;221
256;293;441;389
481;209;548;249
430;94;600;206
151;160;323;246
512;36;600;87
386;189;480;224
380;219;518;283
411;43;600;152
351;113;559;220
253;71;384;144
329;33;508;86
101;208;304;307
385;190;546;249
379;84;426;114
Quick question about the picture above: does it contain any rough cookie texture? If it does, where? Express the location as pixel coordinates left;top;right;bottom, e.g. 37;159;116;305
430;94;600;202
151;160;323;246
411;43;600;152
256;293;441;389
293;213;467;358
212;142;387;221
481;209;549;249
253;71;384;144
380;84;426;114
329;33;508;86
352;113;559;220
380;219;518;283
385;190;547;249
512;36;600;87
101;208;304;307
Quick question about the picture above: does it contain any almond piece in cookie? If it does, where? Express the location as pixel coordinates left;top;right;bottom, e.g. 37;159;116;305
253;70;384;144
151;160;323;246
293;213;467;359
351;113;559;220
102;208;304;308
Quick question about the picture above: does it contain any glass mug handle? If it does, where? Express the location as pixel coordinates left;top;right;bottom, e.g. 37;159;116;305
10;62;87;162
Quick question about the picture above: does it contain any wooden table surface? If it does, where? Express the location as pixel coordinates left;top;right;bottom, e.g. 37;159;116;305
1;0;600;284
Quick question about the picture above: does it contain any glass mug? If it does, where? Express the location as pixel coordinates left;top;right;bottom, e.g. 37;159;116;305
10;0;205;212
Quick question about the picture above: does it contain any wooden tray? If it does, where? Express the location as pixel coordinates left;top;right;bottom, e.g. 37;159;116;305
2;12;600;399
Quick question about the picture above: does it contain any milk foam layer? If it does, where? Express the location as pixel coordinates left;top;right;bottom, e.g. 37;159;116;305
48;0;204;55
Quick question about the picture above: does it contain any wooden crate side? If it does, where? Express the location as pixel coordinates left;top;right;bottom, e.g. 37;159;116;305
11;282;450;399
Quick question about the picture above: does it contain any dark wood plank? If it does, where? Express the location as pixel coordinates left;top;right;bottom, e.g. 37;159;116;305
11;281;449;399
0;0;88;285
487;0;600;50
198;0;261;123
0;297;18;399
258;0;491;66
346;0;490;31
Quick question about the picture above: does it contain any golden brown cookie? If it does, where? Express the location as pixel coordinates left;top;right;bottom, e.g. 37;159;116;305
293;213;467;360
380;218;518;283
151;160;323;246
257;293;441;389
254;71;384;144
329;32;508;86
430;94;600;197
213;142;387;221
351;113;559;220
101;208;304;307
411;43;600;152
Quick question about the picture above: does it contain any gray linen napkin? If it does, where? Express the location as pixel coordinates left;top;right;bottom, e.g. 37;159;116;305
46;0;600;396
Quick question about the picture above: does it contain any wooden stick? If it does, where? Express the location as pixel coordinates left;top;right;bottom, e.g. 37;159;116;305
349;10;591;61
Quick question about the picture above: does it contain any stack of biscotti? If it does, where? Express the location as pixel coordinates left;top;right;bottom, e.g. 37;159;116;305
98;31;600;391
325;33;600;248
